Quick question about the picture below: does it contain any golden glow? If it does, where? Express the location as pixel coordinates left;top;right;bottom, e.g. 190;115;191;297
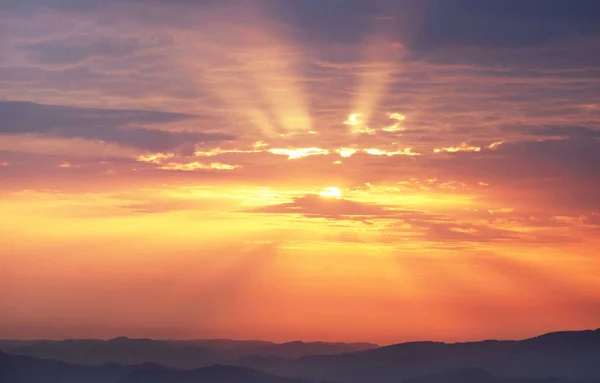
344;113;376;135
319;186;342;199
365;147;420;156
357;126;376;135
137;153;175;163
389;113;406;121
3;181;600;343
268;147;329;159
195;147;264;157
194;149;222;157
488;208;515;214
158;162;240;171
344;113;363;126
382;113;406;132
253;141;269;150
337;148;358;158
381;125;403;132
434;143;481;153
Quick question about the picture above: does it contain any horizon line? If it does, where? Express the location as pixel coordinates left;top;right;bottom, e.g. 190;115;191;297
2;326;598;348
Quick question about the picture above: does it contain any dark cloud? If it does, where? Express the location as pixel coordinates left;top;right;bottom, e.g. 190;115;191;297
0;101;233;152
405;0;600;51
5;0;600;51
417;220;521;243
247;194;396;220
246;194;565;244
453;0;600;21
20;38;144;66
0;0;101;12
410;138;600;213
492;138;600;178
266;0;381;44
423;138;600;180
527;126;600;138
269;0;600;52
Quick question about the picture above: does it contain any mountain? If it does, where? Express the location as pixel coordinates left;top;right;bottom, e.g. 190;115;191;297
0;351;311;383
246;341;378;360
119;364;311;383
0;350;132;383
0;337;377;369
239;329;600;383
3;329;600;383
0;337;216;369
404;368;600;383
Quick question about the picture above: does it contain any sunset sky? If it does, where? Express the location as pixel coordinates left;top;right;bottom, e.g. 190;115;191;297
1;0;600;345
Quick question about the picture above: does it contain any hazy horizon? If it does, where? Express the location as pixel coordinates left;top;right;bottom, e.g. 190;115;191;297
3;326;600;347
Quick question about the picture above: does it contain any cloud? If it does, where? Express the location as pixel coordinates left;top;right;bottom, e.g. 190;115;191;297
434;142;481;153
413;220;532;244
245;193;569;244
19;37;145;66
400;0;600;51
423;137;600;180
246;194;397;221
0;101;233;152
262;0;600;54
268;148;330;159
1;0;600;226
119;200;211;214
526;126;600;139
158;162;240;171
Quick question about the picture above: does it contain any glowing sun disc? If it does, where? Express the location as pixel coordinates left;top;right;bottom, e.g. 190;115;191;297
320;187;342;199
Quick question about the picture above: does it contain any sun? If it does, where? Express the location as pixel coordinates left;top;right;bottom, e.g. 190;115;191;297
320;187;342;199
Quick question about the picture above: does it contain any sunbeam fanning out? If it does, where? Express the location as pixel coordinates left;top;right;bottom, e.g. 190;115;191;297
2;0;600;355
347;22;404;134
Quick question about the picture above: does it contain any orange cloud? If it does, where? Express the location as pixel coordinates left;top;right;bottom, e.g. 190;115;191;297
268;148;330;159
364;148;420;156
137;153;176;164
434;143;481;153
159;162;240;171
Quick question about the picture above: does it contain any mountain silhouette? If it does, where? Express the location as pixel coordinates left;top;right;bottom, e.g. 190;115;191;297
0;350;131;383
119;364;311;383
3;329;600;383
239;329;600;383
0;338;376;369
404;368;600;383
0;351;309;383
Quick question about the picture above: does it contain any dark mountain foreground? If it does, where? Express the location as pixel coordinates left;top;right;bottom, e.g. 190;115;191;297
239;329;600;382
2;328;600;383
119;364;310;383
0;338;377;369
0;352;307;383
405;368;600;383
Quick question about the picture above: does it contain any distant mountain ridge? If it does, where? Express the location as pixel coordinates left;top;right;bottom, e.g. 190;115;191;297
119;364;311;383
0;337;377;369
0;351;309;383
239;328;600;383
404;368;600;383
2;328;600;383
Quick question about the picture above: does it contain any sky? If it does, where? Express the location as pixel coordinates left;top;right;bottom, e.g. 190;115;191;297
1;0;600;345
